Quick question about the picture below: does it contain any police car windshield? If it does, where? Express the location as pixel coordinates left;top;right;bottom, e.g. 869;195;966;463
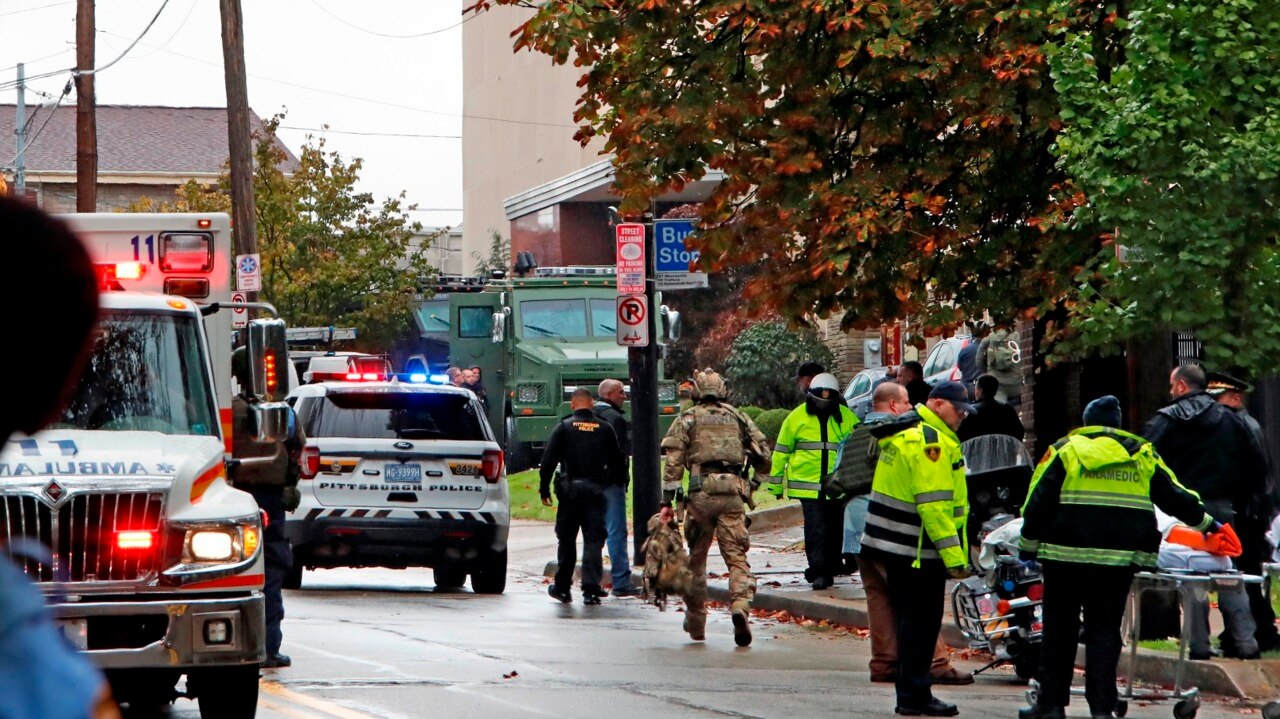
53;310;219;436
301;391;486;441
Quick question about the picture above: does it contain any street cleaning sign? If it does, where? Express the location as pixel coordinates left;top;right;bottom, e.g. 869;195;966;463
615;223;647;294
616;294;650;347
654;219;708;290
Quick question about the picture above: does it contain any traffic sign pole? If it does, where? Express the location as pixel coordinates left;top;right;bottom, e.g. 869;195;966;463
628;218;661;563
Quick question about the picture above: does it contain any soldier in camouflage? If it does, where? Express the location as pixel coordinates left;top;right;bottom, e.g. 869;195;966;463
661;369;772;647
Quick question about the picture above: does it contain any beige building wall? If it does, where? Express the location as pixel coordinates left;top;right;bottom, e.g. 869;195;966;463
461;2;606;269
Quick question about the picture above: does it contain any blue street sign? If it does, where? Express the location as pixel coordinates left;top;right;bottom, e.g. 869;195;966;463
655;219;698;273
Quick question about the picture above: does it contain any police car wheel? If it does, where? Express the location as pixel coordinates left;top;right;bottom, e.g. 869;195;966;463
1260;701;1280;719
192;665;258;719
471;550;508;595
433;567;467;589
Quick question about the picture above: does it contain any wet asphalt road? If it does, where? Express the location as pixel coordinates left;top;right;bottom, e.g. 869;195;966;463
155;523;1254;719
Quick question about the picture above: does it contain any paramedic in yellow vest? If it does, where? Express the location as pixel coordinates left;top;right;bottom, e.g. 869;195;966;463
861;381;972;718
767;372;858;590
1018;396;1222;719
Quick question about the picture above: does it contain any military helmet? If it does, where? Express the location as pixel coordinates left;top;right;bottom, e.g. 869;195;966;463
694;369;727;400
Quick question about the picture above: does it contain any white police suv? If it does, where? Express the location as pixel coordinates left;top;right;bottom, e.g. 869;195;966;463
283;378;510;593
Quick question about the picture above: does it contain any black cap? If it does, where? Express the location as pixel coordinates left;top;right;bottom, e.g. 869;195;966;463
928;381;975;415
1205;371;1252;396
796;361;825;380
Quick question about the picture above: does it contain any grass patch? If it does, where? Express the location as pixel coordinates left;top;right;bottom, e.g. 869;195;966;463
507;468;794;523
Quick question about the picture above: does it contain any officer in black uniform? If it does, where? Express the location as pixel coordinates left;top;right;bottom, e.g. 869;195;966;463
540;388;627;605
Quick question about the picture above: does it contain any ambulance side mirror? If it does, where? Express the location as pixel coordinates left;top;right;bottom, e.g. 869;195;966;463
246;318;290;444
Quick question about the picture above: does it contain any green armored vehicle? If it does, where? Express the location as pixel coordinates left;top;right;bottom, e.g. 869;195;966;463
445;267;680;470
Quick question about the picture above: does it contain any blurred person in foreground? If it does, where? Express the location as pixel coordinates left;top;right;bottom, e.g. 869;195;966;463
0;197;120;719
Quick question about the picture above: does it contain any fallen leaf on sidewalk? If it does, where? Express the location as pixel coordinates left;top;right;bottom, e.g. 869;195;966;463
765;581;782;587
503;671;519;679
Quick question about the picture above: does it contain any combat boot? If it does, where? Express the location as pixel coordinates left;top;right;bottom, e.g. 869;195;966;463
1017;706;1065;719
731;600;752;647
683;614;705;641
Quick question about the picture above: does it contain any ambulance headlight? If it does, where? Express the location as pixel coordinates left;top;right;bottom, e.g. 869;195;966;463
189;531;235;561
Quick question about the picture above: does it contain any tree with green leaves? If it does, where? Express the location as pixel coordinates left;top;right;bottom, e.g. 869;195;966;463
472;230;512;277
1049;0;1280;373
468;0;1110;336
724;321;835;408
132;115;436;351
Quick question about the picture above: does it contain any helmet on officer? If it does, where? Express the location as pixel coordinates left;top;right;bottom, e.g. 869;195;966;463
806;372;841;415
693;369;727;401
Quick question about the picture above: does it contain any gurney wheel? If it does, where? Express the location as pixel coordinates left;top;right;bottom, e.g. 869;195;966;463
1114;700;1128;717
1261;701;1280;719
1173;698;1198;719
1024;688;1038;706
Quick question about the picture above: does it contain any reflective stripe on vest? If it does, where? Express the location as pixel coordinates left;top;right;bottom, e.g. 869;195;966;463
1038;544;1158;567
795;441;841;451
1060;490;1153;511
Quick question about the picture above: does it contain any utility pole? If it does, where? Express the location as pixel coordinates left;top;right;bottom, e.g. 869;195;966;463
219;0;258;301
75;0;96;212
14;64;25;194
630;212;661;562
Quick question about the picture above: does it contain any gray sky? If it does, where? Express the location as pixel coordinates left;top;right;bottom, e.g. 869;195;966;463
0;0;464;228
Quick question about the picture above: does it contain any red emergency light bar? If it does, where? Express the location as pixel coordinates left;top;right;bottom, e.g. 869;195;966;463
308;372;387;383
95;262;147;291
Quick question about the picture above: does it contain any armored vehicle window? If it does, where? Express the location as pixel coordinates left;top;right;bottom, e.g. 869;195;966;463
520;299;588;339
54;310;218;436
303;390;486;441
458;306;491;338
590;298;615;336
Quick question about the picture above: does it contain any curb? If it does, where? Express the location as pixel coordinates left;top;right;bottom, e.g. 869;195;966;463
1096;648;1279;701
747;502;802;532
706;582;969;648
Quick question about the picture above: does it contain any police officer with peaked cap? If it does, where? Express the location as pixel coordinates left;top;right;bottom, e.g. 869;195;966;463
541;388;627;605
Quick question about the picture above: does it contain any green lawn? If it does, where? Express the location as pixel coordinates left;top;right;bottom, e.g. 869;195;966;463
507;468;792;524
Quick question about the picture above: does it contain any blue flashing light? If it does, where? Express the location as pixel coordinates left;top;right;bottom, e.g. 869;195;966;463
409;373;428;383
428;373;450;385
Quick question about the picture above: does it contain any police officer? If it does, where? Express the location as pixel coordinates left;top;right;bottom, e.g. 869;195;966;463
230;347;304;668
661;370;772;646
768;372;859;589
1019;396;1224;719
541;388;627;605
861;381;971;717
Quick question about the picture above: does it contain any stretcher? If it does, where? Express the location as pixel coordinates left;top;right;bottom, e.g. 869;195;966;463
1025;569;1268;719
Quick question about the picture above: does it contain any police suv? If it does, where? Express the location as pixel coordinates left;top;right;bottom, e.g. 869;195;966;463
283;378;510;593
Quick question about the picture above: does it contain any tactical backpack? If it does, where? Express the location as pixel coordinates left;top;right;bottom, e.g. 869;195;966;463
641;512;693;611
989;330;1017;373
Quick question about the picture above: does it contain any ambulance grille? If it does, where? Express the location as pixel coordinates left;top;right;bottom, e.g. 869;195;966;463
0;492;165;583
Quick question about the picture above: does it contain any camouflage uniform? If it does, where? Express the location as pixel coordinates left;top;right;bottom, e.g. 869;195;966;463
661;370;771;646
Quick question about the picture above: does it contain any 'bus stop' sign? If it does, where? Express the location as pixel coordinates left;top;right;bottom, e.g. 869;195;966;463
654;219;708;290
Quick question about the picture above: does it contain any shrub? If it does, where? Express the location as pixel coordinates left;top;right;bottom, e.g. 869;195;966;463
754;408;793;445
739;406;764;421
725;321;835;408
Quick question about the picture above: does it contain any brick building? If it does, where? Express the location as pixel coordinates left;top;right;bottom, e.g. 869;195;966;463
0;104;297;212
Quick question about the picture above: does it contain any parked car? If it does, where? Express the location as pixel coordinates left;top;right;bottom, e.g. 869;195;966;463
844;367;889;420
283;378;510;593
922;336;972;387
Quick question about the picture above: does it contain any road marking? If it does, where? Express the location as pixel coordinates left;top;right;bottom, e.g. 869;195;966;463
260;696;326;719
262;682;379;719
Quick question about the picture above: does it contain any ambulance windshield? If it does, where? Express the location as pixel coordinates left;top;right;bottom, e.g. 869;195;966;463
53;310;218;436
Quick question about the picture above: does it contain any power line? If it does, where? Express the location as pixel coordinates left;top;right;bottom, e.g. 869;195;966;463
304;0;475;39
76;0;172;77
1;79;73;170
0;47;75;77
0;66;75;92
126;0;198;60
279;125;461;139
98;30;579;130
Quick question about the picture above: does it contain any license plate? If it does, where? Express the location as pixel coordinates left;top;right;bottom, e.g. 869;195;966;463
59;618;88;650
385;463;421;483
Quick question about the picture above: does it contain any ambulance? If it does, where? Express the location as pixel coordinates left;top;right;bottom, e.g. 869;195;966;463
0;213;285;717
